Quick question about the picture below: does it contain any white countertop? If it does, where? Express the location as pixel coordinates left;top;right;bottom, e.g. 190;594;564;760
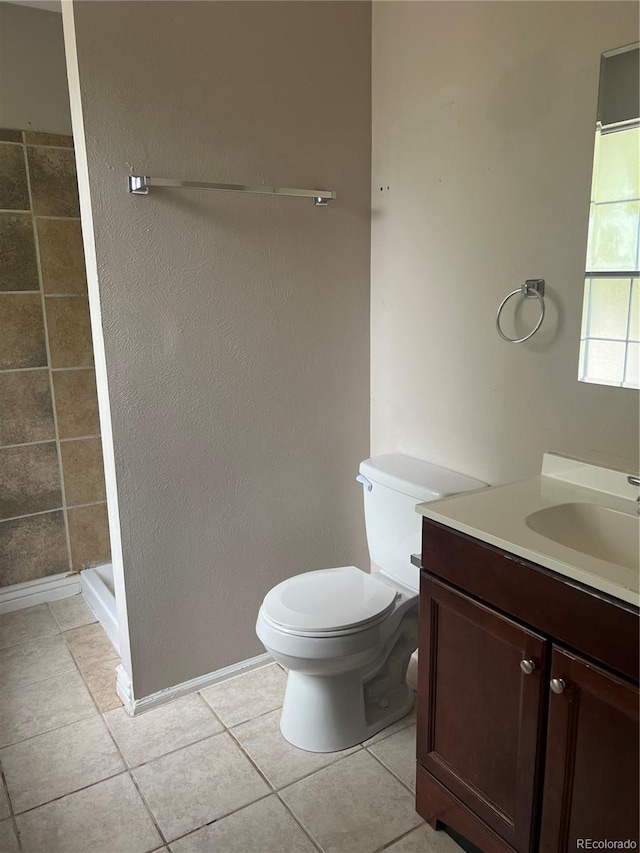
416;454;640;608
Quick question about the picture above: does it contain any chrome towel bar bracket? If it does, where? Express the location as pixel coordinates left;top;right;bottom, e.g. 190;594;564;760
496;279;546;344
127;175;335;205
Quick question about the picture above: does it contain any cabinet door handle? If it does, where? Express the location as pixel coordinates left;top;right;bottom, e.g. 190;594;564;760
520;659;536;675
550;678;567;695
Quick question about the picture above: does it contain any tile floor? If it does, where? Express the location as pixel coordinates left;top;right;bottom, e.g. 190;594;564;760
0;595;463;853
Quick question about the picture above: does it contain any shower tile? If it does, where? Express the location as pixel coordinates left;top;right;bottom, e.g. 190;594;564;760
200;663;287;727
0;820;19;853
60;438;106;506
368;724;417;792
280;750;422;853
36;218;87;294
49;595;96;632
0;294;47;370
67;503;111;571
22;132;73;149
26;147;79;218
0;143;29;210
0;716;124;814
45;296;93;368
64;621;117;669
80;657;122;713
0;668;97;748
133;731;270;841
0;129;22;143
16;773;162;853
0;512;69;587
0;633;75;690
231;708;360;789
0;213;39;291
0;443;61;520
170;795;317;853
0;370;55;446
105;694;223;767
52;369;99;438
0;604;59;651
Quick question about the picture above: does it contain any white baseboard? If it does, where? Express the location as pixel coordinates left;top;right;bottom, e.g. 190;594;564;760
81;565;119;656
116;652;273;716
0;572;82;615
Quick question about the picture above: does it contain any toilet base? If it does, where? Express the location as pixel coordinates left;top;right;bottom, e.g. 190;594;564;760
278;609;418;754
279;669;414;752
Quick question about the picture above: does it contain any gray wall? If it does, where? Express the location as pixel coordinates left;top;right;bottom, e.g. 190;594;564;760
69;1;371;697
0;2;71;134
371;1;639;485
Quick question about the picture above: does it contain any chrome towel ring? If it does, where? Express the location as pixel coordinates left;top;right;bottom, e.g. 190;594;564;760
496;279;546;344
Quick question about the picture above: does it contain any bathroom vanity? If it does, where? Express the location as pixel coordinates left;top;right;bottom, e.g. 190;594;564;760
414;455;640;853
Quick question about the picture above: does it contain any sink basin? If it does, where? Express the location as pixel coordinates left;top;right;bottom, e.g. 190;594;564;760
525;502;639;571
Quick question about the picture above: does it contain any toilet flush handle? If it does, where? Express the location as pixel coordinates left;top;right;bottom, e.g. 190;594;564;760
356;474;373;492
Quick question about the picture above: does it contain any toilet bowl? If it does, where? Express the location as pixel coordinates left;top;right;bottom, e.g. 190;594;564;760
256;454;486;752
257;566;418;752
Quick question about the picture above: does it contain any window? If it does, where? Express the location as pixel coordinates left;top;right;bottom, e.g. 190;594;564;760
579;122;640;388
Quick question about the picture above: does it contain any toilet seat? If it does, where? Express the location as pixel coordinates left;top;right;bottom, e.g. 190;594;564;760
261;566;398;637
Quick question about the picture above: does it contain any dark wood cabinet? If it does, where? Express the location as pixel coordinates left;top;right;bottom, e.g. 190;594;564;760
418;579;547;851
416;519;640;853
539;648;640;851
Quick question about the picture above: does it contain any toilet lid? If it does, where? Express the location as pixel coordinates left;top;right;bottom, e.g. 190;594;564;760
261;566;397;634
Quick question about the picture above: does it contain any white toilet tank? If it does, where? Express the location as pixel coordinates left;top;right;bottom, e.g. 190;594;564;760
358;454;486;591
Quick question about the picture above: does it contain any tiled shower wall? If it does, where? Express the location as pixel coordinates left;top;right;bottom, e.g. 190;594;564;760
0;128;110;587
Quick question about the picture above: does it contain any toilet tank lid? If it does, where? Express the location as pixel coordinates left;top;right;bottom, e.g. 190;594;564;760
359;454;486;502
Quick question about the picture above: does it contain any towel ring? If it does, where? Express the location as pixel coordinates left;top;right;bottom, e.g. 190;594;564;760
496;279;545;344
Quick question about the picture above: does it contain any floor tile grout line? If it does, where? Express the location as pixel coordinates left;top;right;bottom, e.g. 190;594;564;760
0;625;62;654
103;719;226;774
274;746;368;797
193;686;227;723
219;725;277;792
45;598;99;634
0;660;79;695
0;763;24;853
205;700;284;730
0;704;98;755
373;823;428;853
8;768;128;821
162;790;276;850
126;767;170;848
363;745;417;798
24;629;174;846
274;792;326;853
0;695;105;754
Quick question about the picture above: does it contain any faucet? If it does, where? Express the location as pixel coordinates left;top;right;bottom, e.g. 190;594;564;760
628;475;640;514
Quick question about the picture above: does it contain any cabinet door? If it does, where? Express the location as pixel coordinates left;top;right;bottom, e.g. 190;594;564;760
539;647;640;851
417;577;547;852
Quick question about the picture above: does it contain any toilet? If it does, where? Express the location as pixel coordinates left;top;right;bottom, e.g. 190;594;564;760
256;454;485;752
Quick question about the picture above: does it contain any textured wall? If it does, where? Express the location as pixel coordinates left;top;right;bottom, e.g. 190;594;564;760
372;1;639;485
0;3;71;135
69;1;371;697
0;129;109;586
